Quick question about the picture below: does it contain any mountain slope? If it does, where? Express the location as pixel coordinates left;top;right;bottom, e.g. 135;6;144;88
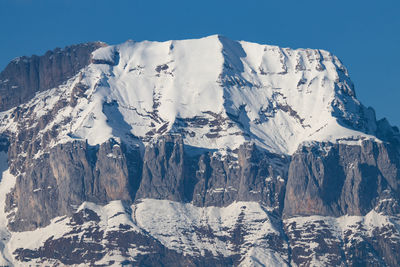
1;35;391;155
0;35;399;266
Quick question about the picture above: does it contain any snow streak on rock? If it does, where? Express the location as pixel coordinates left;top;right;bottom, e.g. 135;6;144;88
6;199;400;266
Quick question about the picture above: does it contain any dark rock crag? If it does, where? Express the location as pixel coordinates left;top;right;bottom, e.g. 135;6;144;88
6;135;288;232
284;140;400;218
0;42;106;111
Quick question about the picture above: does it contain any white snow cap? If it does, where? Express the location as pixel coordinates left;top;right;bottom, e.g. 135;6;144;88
6;35;380;155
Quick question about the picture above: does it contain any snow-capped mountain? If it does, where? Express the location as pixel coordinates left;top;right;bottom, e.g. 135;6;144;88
0;35;399;266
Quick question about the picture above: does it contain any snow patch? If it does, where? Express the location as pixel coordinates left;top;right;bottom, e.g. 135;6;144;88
0;152;16;266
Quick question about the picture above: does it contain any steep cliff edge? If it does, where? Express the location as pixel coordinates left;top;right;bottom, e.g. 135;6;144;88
284;140;400;218
0;42;106;111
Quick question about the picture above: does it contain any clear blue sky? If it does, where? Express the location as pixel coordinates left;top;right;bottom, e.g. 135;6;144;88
1;0;399;126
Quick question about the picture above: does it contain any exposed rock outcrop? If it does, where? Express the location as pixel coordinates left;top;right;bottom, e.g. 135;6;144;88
6;140;141;231
284;140;400;218
0;42;105;111
5;135;289;231
7;134;400;232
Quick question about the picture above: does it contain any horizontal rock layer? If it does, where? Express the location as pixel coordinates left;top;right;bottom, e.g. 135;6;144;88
6;136;289;231
5;136;400;232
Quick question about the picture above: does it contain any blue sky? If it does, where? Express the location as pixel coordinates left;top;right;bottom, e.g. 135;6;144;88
0;0;399;126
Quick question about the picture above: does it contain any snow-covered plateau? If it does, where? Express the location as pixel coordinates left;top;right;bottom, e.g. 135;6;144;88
0;35;384;155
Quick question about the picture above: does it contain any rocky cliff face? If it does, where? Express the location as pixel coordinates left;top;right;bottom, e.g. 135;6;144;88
0;36;399;266
284;140;400;218
6;139;141;231
6;135;288;232
0;42;105;111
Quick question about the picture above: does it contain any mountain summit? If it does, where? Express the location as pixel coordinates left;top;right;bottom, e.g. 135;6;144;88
0;36;399;266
